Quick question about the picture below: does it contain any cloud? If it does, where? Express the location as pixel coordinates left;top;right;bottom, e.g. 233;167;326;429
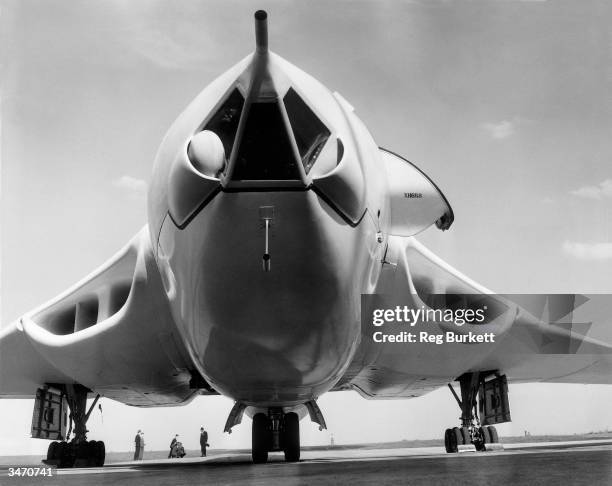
113;175;147;199
99;1;216;70
129;29;209;70
570;179;612;200
482;120;515;140
562;241;612;261
481;116;534;140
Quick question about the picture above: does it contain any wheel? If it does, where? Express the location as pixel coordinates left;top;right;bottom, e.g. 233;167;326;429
474;427;487;451
480;426;491;444
453;427;463;446
444;429;453;453
252;413;271;464
448;427;462;452
58;442;74;468
447;428;457;453
487;426;499;443
95;441;105;467
75;441;88;457
71;441;89;467
83;440;103;467
282;412;300;462
86;441;98;466
47;442;59;461
460;427;470;445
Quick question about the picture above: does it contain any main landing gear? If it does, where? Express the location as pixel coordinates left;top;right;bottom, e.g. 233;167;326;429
252;409;300;463
45;385;105;468
443;372;508;453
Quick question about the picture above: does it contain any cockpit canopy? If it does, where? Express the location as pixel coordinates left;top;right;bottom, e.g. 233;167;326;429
189;84;339;184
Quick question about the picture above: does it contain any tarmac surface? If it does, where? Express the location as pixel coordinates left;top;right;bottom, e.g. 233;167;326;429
2;440;612;486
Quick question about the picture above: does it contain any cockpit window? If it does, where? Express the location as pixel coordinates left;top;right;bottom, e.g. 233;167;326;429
231;102;300;180
283;88;331;174
203;88;244;160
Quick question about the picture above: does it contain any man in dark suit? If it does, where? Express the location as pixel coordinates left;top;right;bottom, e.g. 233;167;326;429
134;430;142;460
200;427;209;457
138;431;145;460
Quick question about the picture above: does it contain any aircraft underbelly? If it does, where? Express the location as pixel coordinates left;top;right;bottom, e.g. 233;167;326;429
158;190;380;405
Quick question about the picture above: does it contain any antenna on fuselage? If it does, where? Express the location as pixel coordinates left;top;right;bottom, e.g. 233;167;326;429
259;206;274;272
254;10;268;54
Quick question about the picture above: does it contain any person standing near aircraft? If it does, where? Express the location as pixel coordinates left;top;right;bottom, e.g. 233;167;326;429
168;434;179;458
138;431;145;460
200;427;209;457
133;430;142;460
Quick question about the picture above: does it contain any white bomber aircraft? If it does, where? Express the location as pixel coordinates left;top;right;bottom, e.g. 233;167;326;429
2;10;612;467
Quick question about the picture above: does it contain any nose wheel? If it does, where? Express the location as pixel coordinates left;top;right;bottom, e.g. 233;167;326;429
251;409;301;463
282;412;300;462
252;413;271;463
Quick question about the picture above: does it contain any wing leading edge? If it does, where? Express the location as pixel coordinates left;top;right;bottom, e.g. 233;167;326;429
335;237;612;399
0;228;204;406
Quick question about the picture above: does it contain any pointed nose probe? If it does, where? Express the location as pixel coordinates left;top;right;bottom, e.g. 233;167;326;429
254;10;268;53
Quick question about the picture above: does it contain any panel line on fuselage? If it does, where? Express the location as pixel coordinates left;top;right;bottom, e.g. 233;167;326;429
167;185;368;231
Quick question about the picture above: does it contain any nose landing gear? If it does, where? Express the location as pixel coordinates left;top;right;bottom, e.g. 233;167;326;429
252;413;272;463
252;409;301;463
225;399;325;464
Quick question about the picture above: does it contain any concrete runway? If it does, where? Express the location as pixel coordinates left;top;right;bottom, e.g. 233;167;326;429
2;440;612;486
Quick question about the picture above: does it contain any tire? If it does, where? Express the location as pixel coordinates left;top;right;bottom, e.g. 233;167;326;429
474;427;486;451
448;428;457;453
58;442;74;468
480;426;491;444
95;441;105;467
488;426;499;443
79;441;93;467
451;427;462;452
453;427;464;445
460;427;470;445
444;429;453;453
252;413;270;464
47;442;59;461
283;412;300;462
75;441;89;459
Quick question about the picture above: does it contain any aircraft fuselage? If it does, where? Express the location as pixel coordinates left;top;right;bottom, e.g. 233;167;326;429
160;189;381;405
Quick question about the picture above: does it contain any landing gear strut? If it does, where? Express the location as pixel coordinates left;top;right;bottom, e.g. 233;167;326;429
443;372;504;453
252;409;300;463
225;400;324;464
45;385;105;468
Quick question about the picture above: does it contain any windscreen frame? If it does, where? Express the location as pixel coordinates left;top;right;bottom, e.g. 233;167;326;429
222;87;310;189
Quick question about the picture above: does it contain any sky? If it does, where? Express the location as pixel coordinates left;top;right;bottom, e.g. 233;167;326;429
1;0;612;455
